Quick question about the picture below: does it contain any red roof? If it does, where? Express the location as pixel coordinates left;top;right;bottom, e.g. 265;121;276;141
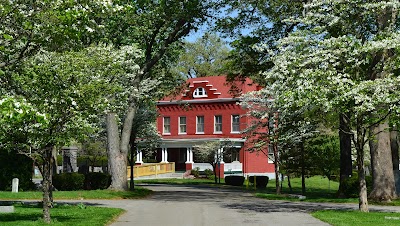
159;75;260;102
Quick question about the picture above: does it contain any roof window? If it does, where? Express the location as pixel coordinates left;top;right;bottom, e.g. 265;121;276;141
193;87;207;98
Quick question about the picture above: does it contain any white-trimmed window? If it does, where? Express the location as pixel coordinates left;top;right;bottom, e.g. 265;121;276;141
163;117;171;134
214;115;222;133
196;116;205;133
231;115;240;133
193;87;207;98
179;116;187;134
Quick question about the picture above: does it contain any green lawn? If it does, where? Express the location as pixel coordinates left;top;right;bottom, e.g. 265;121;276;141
0;204;124;226
312;210;400;226
0;187;152;200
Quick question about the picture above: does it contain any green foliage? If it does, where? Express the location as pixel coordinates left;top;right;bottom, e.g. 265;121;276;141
84;172;111;190
340;172;373;198
171;33;232;78
249;176;269;188
0;150;35;191
204;169;214;179
305;135;340;178
224;175;245;186
190;167;200;178
52;173;85;191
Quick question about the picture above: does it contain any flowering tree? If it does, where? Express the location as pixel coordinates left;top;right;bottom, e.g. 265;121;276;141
193;140;232;184
241;89;319;194
0;44;139;222
258;0;400;211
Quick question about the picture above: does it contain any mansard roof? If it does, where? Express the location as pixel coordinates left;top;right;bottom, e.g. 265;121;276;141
159;75;260;103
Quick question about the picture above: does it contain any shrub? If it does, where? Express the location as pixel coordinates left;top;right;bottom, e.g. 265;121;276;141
191;167;200;178
340;171;372;198
225;175;245;186
204;169;214;179
53;172;84;191
0;150;35;191
249;176;269;188
84;172;111;190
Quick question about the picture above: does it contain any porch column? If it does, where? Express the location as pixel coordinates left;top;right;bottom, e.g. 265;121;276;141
219;148;224;163
185;147;193;171
135;146;143;165
161;148;169;163
216;147;225;178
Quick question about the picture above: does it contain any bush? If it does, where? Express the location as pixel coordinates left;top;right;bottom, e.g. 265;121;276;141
53;173;84;191
0;150;35;191
204;169;214;179
191;167;200;178
84;172;111;190
340;172;372;198
249;176;269;188
225;176;245;186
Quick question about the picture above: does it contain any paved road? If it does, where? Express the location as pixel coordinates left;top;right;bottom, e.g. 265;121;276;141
57;184;400;226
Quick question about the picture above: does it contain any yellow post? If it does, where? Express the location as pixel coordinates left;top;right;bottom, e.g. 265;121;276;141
254;175;257;190
246;175;249;189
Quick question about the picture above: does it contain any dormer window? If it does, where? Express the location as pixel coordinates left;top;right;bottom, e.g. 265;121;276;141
193;87;207;98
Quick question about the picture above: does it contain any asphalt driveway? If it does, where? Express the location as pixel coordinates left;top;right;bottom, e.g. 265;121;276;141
60;184;400;226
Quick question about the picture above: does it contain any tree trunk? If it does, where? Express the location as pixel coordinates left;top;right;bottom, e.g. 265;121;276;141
273;143;281;194
355;121;369;212
129;142;135;191
338;112;353;197
390;129;399;171
287;175;292;193
369;120;397;201
107;113;128;191
42;147;53;223
300;143;306;195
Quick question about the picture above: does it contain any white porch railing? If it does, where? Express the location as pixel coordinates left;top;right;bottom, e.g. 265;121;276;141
193;162;242;173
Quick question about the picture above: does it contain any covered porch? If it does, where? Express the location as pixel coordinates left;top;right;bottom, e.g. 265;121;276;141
135;138;245;177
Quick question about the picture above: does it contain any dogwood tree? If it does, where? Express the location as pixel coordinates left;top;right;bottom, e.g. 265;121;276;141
258;0;400;211
0;44;139;222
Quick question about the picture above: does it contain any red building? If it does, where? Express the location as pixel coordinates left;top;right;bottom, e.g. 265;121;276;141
148;76;275;178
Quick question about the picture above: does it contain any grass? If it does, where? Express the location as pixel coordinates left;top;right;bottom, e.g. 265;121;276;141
0;187;152;200
312;210;400;226
255;176;358;203
0;203;124;226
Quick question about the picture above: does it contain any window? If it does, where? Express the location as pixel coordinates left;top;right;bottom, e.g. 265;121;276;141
231;115;240;133
196;116;204;133
193;87;207;98
179;116;187;134
214;115;222;133
163;117;171;134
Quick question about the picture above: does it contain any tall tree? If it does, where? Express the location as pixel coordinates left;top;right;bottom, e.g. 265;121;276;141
216;0;354;194
0;45;130;222
101;0;218;191
172;32;231;78
256;0;400;211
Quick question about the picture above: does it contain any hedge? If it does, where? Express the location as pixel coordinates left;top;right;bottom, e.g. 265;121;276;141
225;175;245;186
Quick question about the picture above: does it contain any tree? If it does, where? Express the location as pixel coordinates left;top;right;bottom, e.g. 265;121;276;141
128;101;161;190
102;0;219;191
0;44;136;222
80;141;107;173
216;0;354;195
257;0;400;211
193;140;231;184
171;32;231;78
241;90;319;195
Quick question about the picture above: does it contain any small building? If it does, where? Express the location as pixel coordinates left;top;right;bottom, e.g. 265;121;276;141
137;75;275;178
